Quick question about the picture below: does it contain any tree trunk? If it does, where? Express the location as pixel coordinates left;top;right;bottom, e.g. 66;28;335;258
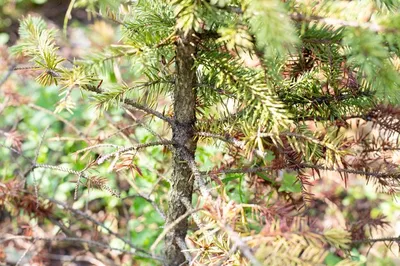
165;30;197;266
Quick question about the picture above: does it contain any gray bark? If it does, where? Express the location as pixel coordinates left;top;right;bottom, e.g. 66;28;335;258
164;30;197;266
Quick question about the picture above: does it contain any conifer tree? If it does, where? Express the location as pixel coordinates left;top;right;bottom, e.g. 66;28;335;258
4;0;400;265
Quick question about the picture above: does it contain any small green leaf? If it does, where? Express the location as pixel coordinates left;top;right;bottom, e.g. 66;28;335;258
324;253;342;266
279;172;301;193
222;174;242;184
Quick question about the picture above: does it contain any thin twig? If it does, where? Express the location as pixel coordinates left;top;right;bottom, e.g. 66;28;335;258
15;239;36;266
28;104;86;139
34;126;49;163
34;163;83;176
180;197;261;266
125;109;166;141
201;163;400;180
175;237;192;264
97;140;174;164
299;163;400;179
151;208;201;252
122;194;165;219
42;197;158;259
91;11;126;26
352;236;400;244
83;84;175;124
74;143;122;155
0;63;16;88
290;13;389;33
101;124;137;141
0;235;159;260
0;142;33;162
200;166;274;176
196;131;265;158
180;147;210;198
219;225;262;266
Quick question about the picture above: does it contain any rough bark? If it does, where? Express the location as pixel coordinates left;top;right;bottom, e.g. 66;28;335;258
164;30;197;266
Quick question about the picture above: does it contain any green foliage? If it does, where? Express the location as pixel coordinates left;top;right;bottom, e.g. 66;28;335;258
246;0;298;58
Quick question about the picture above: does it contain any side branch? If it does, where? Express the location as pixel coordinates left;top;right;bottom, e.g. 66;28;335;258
44;197;152;256
290;13;390;33
202;163;400;180
83;85;175;125
1;235;161;260
352;236;400;244
97;140;174;164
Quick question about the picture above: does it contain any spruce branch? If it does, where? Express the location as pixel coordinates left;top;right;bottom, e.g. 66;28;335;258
195;131;266;158
0;235;161;260
34;163;84;176
180;147;210;199
352;236;400;244
0;63;16;89
28;104;86;139
290;13;394;33
100;124;137;141
201;163;400;181
122;193;165;220
74;143;123;155
97;140;174;164
84;84;175;124
257;132;341;154
211;6;398;33
174;237;192;264
200;166;274;176
31;126;49;207
180;197;261;266
123;100;175;124
43;196;153;257
124;109;166;141
299;163;400;179
15;239;36;266
150;208;201;252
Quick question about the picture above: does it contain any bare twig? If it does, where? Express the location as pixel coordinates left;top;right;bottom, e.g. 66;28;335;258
0;235;159;260
290;13;390;33
122;194;165;219
219;225;262;266
124;109;167;141
97;140;174;164
151;208;201;252
201;163;400;180
15;239;36;266
73;143;122;155
46;253;107;266
196;131;265;158
0;63;16;88
34;126;49;163
42;197;158;259
101;124;137;141
0;142;33;162
180;197;261;266
180;147;210;198
29;104;86;139
352;236;400;244
34;163;84;176
299;163;400;179
84;84;175;124
200;165;274;176
212;6;395;33
175;237;192;264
